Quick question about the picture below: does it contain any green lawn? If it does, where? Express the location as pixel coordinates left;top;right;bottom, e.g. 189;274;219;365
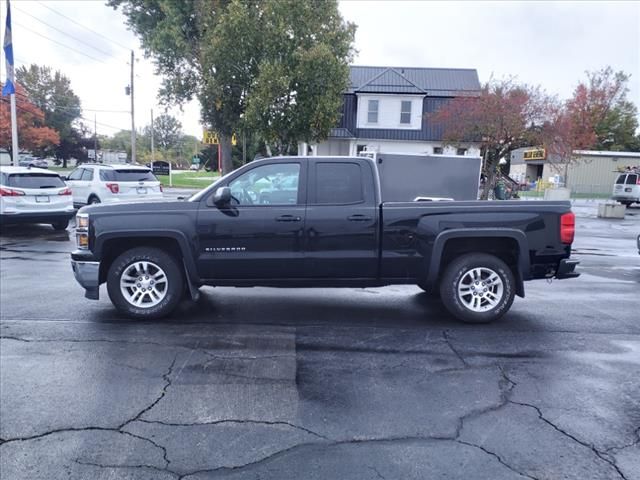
159;171;220;189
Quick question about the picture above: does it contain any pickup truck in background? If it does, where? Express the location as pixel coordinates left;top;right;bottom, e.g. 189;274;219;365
71;156;579;323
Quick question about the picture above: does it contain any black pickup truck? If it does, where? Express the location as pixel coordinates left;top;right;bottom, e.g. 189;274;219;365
71;156;579;323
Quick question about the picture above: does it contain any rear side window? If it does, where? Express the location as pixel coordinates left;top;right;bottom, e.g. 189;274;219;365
67;169;83;181
7;173;65;189
315;163;363;204
112;169;157;182
625;174;637;185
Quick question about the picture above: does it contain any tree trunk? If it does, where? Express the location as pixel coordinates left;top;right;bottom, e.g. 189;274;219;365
219;134;233;175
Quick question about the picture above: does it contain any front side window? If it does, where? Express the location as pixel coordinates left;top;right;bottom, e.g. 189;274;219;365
67;168;83;181
625;174;637;185
315;163;363;204
615;175;626;184
229;163;300;205
367;100;379;124
81;168;94;181
400;100;412;124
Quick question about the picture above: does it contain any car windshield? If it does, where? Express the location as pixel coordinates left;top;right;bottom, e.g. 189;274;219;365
102;169;158;182
6;173;64;189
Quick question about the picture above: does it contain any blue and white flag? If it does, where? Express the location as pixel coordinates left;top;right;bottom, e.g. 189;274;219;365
2;0;15;96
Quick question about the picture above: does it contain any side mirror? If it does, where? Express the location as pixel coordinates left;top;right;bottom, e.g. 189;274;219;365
212;186;232;207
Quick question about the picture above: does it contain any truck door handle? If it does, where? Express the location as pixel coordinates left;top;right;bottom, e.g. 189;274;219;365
347;214;372;222
275;215;302;222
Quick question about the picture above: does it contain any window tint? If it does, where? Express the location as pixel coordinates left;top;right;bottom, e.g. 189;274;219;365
625;174;637;185
112;169;157;182
67;168;83;181
315;163;363;204
456;148;468;156
7;173;65;189
229;163;300;205
81;168;94;181
433;147;443;154
400;100;411;124
367;100;379;123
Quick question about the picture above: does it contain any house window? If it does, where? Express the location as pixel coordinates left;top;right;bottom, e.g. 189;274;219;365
433;147;443;155
456;148;467;156
400;100;412;124
356;144;367;154
367;100;379;123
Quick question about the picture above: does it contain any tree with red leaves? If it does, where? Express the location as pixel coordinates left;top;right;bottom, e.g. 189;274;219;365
430;78;558;198
1;83;60;161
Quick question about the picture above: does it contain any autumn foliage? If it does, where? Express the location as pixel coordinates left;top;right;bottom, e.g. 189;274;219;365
0;83;60;158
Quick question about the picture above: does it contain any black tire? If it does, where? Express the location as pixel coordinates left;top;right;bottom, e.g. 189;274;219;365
416;281;440;298
439;253;515;324
88;196;101;205
107;247;184;320
51;219;69;231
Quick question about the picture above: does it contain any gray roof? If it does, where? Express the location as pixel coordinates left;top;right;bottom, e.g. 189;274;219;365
328;128;355;138
348;66;481;96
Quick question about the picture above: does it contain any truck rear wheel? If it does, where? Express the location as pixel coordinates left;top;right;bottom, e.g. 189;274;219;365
107;247;184;320
439;253;515;324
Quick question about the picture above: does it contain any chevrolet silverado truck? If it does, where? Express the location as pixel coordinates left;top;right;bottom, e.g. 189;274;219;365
71;156;579;323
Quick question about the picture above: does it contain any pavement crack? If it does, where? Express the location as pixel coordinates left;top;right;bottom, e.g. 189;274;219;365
0;426;120;445
442;330;468;367
0;335;31;342
369;466;386;479
120;355;177;428
509;401;629;480
456;439;539;480
137;418;329;441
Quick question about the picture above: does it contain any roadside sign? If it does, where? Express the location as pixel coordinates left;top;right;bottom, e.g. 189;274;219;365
203;130;219;145
523;148;546;161
147;160;170;176
231;133;237;146
192;155;200;165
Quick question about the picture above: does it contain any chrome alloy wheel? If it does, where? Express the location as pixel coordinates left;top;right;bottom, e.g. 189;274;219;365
457;267;504;312
119;261;168;308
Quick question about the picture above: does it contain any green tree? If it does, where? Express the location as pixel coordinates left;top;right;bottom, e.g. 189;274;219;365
16;64;85;167
153;113;182;151
109;0;356;173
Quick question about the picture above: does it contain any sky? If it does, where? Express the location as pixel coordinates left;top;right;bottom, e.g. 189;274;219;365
1;0;639;140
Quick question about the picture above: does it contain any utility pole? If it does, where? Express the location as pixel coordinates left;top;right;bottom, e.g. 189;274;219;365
94;114;98;162
150;109;155;171
130;50;136;164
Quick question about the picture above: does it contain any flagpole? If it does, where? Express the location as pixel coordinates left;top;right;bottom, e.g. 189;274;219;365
10;92;18;165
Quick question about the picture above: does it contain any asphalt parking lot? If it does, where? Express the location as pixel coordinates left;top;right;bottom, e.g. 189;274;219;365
1;200;639;480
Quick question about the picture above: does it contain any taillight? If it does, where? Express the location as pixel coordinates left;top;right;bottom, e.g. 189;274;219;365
636;178;640;185
159;184;163;192
58;187;72;195
560;212;575;244
0;187;25;196
106;183;119;194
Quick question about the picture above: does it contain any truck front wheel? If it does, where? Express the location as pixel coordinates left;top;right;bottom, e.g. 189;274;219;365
107;247;184;320
439;253;515;323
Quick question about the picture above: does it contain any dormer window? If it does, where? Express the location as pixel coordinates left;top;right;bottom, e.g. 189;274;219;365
400;101;412;124
367;100;379;123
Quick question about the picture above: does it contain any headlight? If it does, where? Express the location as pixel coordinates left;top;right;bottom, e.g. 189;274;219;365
76;213;89;231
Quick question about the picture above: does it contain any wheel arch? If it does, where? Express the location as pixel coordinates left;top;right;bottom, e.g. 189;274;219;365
96;231;199;287
426;229;529;298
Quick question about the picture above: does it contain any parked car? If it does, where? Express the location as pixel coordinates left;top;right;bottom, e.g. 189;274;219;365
18;157;49;169
189;164;200;171
65;164;163;207
0;166;74;230
71;156;579;323
612;171;640;206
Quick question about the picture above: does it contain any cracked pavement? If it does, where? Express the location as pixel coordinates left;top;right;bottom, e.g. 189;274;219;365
1;201;639;479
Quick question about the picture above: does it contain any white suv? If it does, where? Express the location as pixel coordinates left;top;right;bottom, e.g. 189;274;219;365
0;166;75;230
65;164;164;207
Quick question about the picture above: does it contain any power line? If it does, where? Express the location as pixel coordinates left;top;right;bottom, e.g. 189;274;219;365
13;6;116;59
13;21;110;64
37;1;132;52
